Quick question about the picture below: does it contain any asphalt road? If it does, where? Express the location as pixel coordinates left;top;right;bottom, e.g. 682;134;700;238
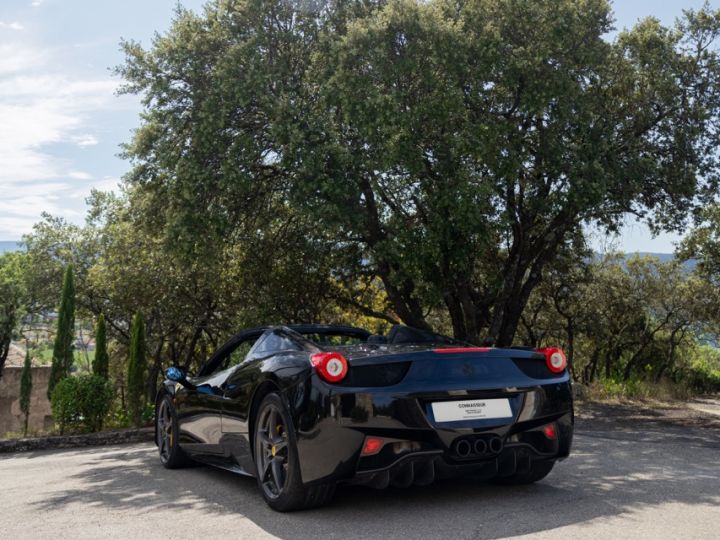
1;404;719;540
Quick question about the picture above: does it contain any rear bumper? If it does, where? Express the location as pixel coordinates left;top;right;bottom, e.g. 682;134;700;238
291;376;573;485
348;437;566;488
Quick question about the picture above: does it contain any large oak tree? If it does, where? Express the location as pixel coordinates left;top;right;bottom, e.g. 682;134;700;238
118;0;720;345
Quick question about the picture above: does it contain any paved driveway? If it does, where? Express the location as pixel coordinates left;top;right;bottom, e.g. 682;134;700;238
1;402;719;540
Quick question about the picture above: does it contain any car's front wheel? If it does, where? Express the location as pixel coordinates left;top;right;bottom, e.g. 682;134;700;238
253;393;335;511
156;394;193;469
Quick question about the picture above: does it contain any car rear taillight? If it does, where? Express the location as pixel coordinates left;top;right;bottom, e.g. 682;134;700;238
535;347;567;374
310;352;349;383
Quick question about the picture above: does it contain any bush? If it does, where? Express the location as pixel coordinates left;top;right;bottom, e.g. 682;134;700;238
50;374;113;434
684;358;720;394
588;376;691;402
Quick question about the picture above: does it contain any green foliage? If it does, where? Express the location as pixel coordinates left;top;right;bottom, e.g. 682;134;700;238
92;314;109;379
50;374;113;434
19;347;32;436
0;251;28;380
12;1;720;405
127;312;146;426
48;265;75;399
682;348;720;394
116;0;720;346
518;253;714;387
587;377;689;402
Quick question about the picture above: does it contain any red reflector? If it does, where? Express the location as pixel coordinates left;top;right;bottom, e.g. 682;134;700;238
361;437;385;456
433;347;492;354
542;424;557;439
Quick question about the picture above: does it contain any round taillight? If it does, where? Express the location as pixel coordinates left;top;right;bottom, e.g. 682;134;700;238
310;352;348;383
535;347;567;374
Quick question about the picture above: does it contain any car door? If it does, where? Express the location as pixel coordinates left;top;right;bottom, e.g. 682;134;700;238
219;330;309;472
221;330;304;433
175;345;249;459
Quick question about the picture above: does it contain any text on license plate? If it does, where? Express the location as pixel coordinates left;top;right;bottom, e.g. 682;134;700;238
431;398;513;422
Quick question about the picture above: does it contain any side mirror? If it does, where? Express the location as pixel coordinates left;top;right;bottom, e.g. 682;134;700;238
166;366;186;382
166;366;196;389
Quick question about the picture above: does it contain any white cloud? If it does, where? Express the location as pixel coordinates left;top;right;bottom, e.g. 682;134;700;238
67;171;93;180
0;21;25;31
31;1;44;6
0;43;122;238
0;44;45;75
66;176;120;200
71;134;99;147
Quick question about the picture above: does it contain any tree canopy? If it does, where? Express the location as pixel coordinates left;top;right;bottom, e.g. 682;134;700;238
0;251;28;380
117;0;720;345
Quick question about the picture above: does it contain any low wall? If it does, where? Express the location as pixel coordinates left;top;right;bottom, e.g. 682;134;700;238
0;366;53;437
0;427;154;453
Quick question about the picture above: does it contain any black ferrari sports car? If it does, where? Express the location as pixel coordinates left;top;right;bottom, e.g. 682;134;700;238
155;324;573;511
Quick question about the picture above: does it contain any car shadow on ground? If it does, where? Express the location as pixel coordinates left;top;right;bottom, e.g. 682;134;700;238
24;420;720;540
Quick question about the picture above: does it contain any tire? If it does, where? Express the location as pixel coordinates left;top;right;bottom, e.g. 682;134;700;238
156;394;193;469
253;393;335;511
494;460;555;485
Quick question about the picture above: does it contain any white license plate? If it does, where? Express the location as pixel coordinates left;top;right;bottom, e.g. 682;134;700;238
431;398;513;422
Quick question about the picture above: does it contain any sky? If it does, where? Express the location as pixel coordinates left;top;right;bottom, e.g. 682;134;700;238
0;0;718;253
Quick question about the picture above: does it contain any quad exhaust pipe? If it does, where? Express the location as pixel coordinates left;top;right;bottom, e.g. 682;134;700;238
473;439;487;454
453;436;503;459
455;439;472;458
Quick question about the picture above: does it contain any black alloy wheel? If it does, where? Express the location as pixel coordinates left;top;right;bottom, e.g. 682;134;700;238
156;395;192;469
255;401;290;499
253;393;336;511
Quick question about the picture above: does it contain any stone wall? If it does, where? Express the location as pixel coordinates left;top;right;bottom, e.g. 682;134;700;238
0;366;53;437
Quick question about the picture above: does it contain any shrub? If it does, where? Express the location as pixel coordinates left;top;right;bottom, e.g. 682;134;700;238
684;358;720;394
51;374;113;434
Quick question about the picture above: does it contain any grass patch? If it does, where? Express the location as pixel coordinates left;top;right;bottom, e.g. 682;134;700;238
584;378;693;402
33;347;95;371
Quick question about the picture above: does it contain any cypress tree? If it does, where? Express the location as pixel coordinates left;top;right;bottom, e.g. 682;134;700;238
92;314;109;379
48;265;75;399
127;311;146;426
19;345;32;437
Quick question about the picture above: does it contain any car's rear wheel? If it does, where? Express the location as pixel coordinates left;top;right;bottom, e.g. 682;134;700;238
156;394;192;469
253;393;335;511
494;459;555;485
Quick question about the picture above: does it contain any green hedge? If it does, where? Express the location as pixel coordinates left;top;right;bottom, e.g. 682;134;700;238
50;374;113;434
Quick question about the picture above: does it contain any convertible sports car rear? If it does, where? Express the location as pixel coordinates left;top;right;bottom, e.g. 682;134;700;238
155;324;573;512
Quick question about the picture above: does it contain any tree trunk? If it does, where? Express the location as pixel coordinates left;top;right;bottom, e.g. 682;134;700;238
605;352;612;380
0;340;9;381
146;338;165;404
566;322;576;380
587;348;599;383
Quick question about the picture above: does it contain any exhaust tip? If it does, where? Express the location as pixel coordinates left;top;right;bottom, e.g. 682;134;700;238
455;439;472;458
489;436;503;454
473;438;488;454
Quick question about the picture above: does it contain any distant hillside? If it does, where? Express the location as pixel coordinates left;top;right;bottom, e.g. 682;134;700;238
626;252;674;264
0;241;22;254
0;242;696;270
621;252;696;270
